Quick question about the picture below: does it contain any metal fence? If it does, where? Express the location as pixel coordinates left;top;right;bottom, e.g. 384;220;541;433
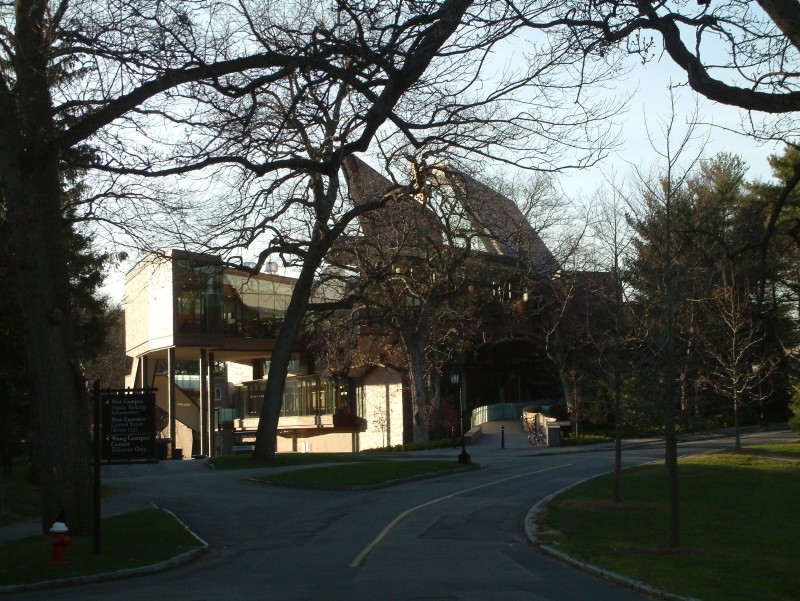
470;401;553;427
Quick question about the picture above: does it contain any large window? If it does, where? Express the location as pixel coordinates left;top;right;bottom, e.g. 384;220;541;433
235;376;347;420
262;356;301;375
176;261;222;333
221;272;294;339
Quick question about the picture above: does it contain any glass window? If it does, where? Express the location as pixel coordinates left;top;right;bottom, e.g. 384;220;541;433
262;354;300;376
234;382;264;419
176;261;222;333
283;380;300;417
221;271;294;339
235;376;348;420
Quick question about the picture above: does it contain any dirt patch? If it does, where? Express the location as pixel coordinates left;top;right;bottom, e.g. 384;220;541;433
535;526;562;537
619;546;731;558
731;449;800;462
565;499;659;512
638;465;706;477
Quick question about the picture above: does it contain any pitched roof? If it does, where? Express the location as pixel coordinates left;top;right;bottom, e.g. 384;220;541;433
429;167;558;272
342;155;558;272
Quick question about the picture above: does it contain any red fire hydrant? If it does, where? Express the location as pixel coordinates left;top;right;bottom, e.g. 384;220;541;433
50;521;70;565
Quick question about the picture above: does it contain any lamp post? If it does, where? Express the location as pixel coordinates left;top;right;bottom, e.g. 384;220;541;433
451;372;471;464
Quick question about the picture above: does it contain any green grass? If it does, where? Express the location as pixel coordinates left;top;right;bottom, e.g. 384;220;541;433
0;460;40;526
539;444;800;601
561;433;613;446
0;507;203;587
208;452;374;471
257;460;474;487
748;442;800;455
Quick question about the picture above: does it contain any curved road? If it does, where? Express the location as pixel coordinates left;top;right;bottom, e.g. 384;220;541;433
6;425;794;600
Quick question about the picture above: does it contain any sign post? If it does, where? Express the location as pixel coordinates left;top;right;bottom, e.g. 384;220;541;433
93;380;101;554
100;388;157;462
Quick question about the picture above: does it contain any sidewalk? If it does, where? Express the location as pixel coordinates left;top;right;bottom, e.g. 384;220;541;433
0;519;41;549
414;419;662;458
2;422;754;549
0;459;209;550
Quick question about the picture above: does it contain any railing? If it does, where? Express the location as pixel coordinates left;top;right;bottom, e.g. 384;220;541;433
470;401;554;427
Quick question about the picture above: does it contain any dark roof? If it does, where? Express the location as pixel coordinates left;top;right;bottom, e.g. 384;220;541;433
342;156;558;273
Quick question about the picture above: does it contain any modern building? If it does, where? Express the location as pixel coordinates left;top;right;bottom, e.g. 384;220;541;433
124;160;588;457
125;250;370;457
340;157;565;418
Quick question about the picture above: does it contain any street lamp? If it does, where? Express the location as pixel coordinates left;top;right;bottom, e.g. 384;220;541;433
450;372;471;464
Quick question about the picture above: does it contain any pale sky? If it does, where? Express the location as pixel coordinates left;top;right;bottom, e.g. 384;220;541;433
555;60;784;202
100;38;789;304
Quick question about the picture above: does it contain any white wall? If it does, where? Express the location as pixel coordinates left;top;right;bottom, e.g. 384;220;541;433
358;368;404;450
226;361;255;386
125;255;174;357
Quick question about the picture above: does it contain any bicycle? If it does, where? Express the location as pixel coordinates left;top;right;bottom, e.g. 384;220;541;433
522;416;547;447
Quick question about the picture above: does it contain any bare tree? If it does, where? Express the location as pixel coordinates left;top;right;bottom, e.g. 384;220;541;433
702;271;775;448
511;0;800;114
511;0;800;306
1;0;628;530
587;183;635;502
318;158;556;443
519;219;606;433
626;95;708;548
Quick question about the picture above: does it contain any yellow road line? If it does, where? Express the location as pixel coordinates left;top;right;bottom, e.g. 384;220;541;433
350;463;572;568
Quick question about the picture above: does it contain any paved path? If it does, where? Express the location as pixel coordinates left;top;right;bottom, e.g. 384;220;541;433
1;425;794;600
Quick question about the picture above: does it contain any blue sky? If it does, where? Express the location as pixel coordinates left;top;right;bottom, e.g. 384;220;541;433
555;59;784;201
101;42;789;303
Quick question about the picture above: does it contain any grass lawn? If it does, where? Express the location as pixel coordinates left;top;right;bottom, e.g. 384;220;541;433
538;443;800;601
256;459;475;487
749;442;800;456
0;507;204;587
0;460;41;526
208;452;373;471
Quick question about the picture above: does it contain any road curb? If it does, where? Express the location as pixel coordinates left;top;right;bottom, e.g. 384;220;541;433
0;505;208;596
525;480;701;601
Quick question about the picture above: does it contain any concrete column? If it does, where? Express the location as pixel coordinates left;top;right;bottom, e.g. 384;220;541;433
207;351;216;457
167;347;176;456
252;358;264;380
199;348;208;456
139;356;149;389
385;383;391;447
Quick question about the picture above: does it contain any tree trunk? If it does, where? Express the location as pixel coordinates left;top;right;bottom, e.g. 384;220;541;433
253;171;341;460
663;377;680;548
0;0;93;535
398;327;430;443
253;245;324;460
664;268;681;547
612;341;623;503
546;324;579;435
613;269;624;503
4;185;93;534
733;389;741;449
558;369;579;436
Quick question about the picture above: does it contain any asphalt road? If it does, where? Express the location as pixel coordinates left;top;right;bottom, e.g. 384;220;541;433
5;425;795;601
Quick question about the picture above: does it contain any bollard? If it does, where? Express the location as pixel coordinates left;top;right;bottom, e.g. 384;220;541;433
501;426;505;449
50;521;70;565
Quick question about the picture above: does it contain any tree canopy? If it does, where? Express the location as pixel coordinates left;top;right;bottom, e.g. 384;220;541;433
3;0;799;534
0;0;625;530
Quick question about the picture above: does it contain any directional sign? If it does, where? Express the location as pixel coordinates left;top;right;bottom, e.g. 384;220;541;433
101;389;156;462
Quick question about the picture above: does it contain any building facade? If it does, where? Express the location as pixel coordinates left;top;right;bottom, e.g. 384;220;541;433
124;160;590;457
125;250;378;457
